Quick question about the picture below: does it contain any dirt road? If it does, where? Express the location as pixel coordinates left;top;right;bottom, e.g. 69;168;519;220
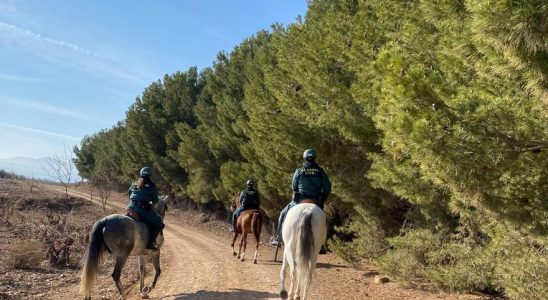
46;185;487;300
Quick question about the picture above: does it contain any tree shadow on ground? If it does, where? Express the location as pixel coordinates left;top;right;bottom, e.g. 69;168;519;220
258;260;281;266
168;289;278;299
316;262;349;269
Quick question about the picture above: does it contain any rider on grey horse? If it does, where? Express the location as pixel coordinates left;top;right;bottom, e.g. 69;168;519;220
231;179;261;232
127;167;165;250
275;149;331;251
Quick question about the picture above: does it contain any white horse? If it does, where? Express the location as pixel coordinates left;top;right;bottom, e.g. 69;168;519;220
279;202;327;300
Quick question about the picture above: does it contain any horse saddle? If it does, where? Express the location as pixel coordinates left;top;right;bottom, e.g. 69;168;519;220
125;208;142;221
299;198;317;205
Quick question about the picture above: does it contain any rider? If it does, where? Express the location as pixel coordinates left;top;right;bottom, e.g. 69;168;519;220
231;179;261;232
127;167;165;250
275;149;331;250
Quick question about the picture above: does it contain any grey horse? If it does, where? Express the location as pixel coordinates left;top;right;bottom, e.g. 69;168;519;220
80;197;168;300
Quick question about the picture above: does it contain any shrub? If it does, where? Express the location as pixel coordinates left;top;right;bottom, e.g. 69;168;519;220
376;229;441;281
329;206;389;262
1;239;43;270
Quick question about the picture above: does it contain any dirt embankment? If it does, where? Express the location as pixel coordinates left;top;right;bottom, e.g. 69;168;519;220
1;180;492;299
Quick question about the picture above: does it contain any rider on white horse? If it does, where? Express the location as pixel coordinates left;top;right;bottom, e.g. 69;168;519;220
275;149;331;251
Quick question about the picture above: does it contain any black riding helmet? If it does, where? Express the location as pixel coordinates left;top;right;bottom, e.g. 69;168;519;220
140;166;152;178
303;149;317;161
246;179;254;187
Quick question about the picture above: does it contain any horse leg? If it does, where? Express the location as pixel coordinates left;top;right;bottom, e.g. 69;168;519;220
139;256;146;295
279;251;289;299
237;229;244;259
252;214;261;264
151;251;162;288
253;237;259;264
231;231;238;257
240;232;248;262
288;258;297;300
300;255;317;300
112;256;128;300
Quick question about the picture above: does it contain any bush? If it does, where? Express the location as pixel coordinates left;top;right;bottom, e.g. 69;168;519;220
1;239;43;270
377;248;424;280
424;242;496;293
329;206;389;262
376;224;547;299
376;229;441;281
489;227;548;300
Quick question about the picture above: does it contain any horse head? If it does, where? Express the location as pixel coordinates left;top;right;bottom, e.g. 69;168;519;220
153;195;169;218
229;192;239;211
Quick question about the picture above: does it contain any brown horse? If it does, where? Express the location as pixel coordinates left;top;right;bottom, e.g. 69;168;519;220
230;193;263;264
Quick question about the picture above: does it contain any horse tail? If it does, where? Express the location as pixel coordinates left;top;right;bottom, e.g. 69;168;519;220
251;211;262;238
296;208;314;294
80;218;107;298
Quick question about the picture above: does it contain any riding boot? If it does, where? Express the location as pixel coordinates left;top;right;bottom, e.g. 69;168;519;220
232;214;238;233
274;207;288;244
146;227;161;250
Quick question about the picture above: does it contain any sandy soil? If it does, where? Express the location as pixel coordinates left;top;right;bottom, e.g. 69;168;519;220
2;180;493;300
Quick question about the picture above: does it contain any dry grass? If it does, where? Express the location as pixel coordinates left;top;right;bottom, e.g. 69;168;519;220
1;239;44;270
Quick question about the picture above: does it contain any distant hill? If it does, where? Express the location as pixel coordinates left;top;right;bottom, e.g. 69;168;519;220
0;156;56;180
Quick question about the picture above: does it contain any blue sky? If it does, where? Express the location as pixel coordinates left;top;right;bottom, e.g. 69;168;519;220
0;0;307;159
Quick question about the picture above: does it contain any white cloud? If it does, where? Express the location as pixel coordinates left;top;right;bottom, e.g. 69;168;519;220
0;72;49;83
0;21;98;56
1;96;108;123
0;121;81;141
0;96;109;124
0;21;154;85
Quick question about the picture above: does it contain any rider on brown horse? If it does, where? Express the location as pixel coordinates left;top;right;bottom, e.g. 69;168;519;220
231;179;260;232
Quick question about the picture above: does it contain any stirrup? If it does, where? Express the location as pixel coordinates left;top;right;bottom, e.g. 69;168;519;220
319;245;327;254
270;236;283;246
146;243;160;251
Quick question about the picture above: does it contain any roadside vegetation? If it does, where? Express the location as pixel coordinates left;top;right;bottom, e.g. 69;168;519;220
72;1;547;298
0;174;139;299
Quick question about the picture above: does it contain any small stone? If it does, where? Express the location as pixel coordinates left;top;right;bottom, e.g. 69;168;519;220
374;275;390;284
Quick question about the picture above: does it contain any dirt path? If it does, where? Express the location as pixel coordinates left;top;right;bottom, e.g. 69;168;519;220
45;185;488;300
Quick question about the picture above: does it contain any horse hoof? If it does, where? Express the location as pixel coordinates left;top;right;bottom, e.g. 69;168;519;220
141;293;149;299
253;259;257;264
232;252;237;256
142;286;151;293
280;290;288;299
240;258;245;262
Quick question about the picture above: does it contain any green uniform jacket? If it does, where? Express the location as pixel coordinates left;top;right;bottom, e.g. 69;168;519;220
127;182;163;229
291;161;331;208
